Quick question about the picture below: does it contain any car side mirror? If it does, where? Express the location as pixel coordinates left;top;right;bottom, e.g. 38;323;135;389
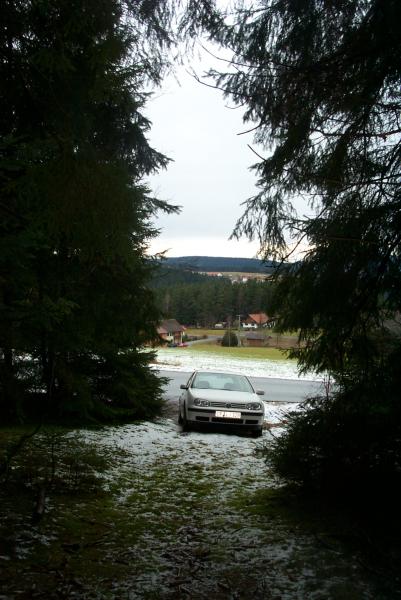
256;390;265;395
180;384;188;390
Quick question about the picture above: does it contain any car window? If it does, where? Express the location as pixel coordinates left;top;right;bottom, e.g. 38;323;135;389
192;373;253;393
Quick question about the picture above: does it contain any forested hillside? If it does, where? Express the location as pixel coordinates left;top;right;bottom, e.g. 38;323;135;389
153;269;276;326
150;265;209;288
163;256;277;274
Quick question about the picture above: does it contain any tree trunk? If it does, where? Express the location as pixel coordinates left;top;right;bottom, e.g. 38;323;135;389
32;485;46;523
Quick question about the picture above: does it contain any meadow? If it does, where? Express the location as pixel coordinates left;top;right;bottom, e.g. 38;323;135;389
191;343;290;362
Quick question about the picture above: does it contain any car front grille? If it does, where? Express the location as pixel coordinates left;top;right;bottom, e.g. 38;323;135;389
209;401;249;409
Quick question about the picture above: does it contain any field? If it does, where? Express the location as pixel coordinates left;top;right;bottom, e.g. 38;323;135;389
185;328;300;350
185;328;221;337
191;343;290;362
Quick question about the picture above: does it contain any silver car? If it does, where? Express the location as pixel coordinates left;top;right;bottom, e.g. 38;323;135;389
178;370;265;436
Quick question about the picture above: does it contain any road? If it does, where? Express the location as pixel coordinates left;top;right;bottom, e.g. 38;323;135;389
186;335;219;345
158;369;323;406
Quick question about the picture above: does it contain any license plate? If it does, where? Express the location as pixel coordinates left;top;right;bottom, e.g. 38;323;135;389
215;410;241;419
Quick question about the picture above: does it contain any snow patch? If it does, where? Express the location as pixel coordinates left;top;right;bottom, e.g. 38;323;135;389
151;347;321;381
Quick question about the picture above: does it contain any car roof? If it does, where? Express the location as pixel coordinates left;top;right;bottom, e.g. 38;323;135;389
193;370;247;378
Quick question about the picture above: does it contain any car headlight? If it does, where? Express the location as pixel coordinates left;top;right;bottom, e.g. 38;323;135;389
194;398;210;407
247;402;262;410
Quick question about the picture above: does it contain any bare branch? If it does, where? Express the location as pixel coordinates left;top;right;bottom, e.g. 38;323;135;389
237;124;262;136
247;144;266;161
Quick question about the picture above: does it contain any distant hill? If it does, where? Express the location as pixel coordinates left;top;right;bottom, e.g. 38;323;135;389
163;256;277;274
149;264;209;288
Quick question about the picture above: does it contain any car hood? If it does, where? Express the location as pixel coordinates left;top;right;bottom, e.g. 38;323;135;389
189;389;258;402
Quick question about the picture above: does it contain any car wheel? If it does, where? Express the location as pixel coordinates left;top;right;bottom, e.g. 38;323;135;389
180;405;190;431
252;428;263;438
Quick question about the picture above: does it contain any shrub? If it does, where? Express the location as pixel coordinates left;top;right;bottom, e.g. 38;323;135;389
263;368;401;510
221;330;239;347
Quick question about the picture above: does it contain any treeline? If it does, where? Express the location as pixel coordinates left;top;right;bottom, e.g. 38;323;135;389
153;276;276;326
150;265;209;288
163;256;277;274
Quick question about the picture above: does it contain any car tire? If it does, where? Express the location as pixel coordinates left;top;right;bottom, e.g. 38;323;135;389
180;405;190;431
252;428;263;438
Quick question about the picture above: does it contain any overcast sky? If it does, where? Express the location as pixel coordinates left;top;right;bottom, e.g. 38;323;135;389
145;45;262;259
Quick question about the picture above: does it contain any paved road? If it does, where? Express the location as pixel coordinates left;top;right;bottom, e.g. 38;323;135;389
158;369;323;405
185;335;219;345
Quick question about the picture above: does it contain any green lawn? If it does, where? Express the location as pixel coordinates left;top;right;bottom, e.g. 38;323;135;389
185;328;300;348
190;342;292;362
185;328;224;337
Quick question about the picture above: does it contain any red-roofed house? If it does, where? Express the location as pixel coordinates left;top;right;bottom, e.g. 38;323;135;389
242;312;271;329
157;319;186;345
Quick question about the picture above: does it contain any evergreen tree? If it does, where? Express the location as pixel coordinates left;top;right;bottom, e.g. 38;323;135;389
221;330;238;347
0;0;178;422
205;0;401;500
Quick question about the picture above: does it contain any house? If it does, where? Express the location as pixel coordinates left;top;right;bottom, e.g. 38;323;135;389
242;312;270;329
244;332;266;347
157;319;186;345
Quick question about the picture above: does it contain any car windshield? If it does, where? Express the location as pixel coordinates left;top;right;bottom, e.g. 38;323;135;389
192;372;254;393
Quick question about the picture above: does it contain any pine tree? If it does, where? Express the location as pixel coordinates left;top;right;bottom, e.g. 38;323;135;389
203;0;401;499
0;0;178;422
221;330;238;347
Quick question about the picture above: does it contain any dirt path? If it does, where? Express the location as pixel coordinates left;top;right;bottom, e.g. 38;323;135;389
1;420;393;599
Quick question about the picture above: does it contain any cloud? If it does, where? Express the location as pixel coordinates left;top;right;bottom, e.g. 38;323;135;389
148;235;260;258
146;49;260;255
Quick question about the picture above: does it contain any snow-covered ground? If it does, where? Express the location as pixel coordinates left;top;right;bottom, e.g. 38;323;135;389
264;401;303;427
67;421;381;599
150;347;321;381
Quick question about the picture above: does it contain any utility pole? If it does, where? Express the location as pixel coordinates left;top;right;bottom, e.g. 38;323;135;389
237;314;241;332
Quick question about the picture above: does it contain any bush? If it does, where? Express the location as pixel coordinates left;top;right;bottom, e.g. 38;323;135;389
262;370;401;510
221;330;239;347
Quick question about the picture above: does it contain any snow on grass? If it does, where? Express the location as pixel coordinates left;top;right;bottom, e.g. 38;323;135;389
264;401;303;425
151;346;321;381
81;418;269;486
70;420;380;599
1;420;384;599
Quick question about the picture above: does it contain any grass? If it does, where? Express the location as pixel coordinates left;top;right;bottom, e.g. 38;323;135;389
1;423;398;599
190;342;293;362
0;425;258;597
186;327;298;337
185;328;301;351
185;328;223;337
